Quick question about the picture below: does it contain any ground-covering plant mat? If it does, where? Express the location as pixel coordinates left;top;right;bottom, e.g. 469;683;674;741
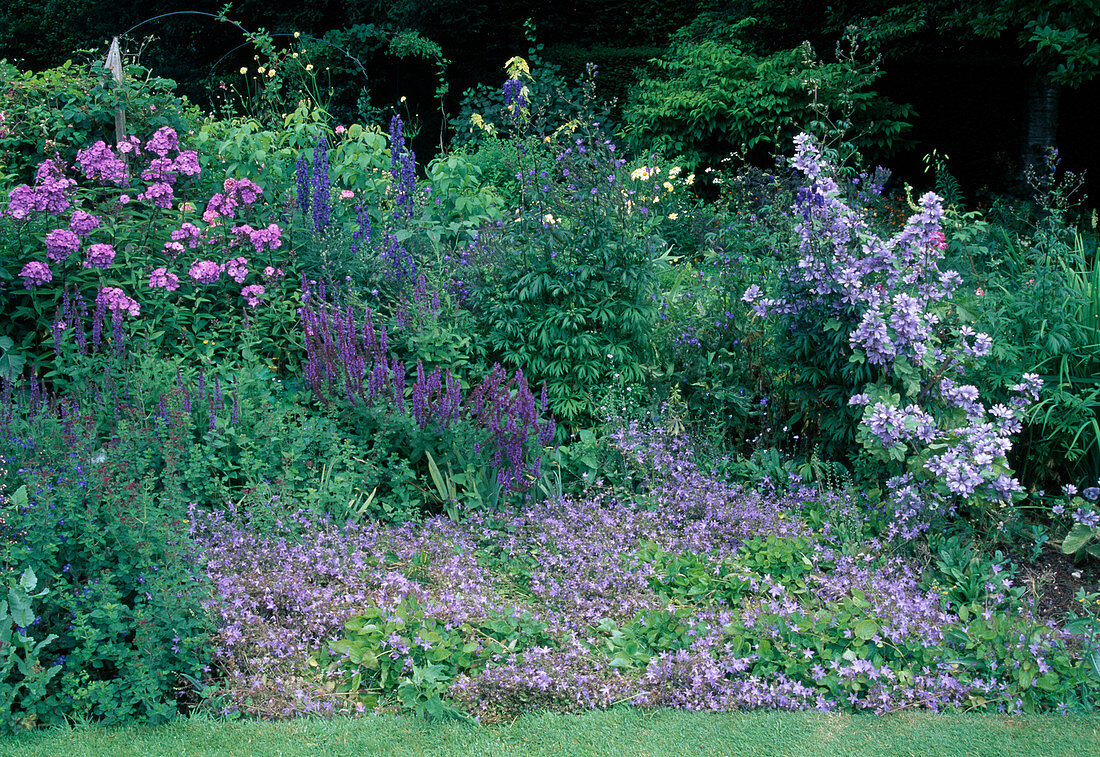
2;710;1098;757
181;427;1098;721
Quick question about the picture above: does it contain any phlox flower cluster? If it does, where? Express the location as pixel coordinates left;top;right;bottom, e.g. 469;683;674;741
95;286;140;317
76;141;129;185
45;228;81;262
82;243;116;269
225;256;249;284
241;284;265;308
149;267;181;291
5;159;76;219
189;260;223;284
19;260;52;288
204;177;263;224
68;209;100;239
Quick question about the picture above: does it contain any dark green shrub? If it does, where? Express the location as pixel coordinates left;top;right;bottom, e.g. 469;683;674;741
620;17;913;172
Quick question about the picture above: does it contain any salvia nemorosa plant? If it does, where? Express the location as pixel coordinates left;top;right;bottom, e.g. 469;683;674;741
298;279;554;493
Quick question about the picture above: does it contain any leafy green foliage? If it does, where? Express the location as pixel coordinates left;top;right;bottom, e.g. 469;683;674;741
2;566;62;733
621;17;914;171
0;59;197;184
0;402;212;727
320;599;553;718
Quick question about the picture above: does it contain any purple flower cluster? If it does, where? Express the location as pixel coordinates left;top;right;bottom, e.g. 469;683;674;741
184;423;1084;721
5;159;76;219
68;210;101;239
82;242;116;269
76;141;130;185
756;134;988;374
19;260;52;288
503;76;529;119
204;178;263;224
299;282;553;492
45;228;81;262
189;260;223;284
225;256;249;284
95;286;140;317
149;267;181;291
241;284;265;308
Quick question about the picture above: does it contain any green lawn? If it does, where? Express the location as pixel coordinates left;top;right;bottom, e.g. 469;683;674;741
2;709;1098;757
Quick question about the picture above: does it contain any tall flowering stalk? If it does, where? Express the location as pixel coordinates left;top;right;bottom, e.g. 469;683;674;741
298;282;553;494
749;134;1041;536
388;116;416;224
311;136;331;234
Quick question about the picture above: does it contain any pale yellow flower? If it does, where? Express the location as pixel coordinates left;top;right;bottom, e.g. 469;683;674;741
305;64;314;72
663;181;674;193
668;212;679;220
685;173;696;185
239;67;248;74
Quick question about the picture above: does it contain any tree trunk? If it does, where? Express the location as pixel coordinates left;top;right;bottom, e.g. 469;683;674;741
1022;68;1059;174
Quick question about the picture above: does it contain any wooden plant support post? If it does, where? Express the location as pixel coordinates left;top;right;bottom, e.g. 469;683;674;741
104;37;126;149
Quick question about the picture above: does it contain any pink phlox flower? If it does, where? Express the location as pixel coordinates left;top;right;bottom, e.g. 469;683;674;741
19;260;52;287
45;228;81;262
76;141;129;185
189;259;223;284
163;241;186;256
96;286;141;316
145;126;180;158
149;267;181;291
83;243;116;269
138;182;174;209
226;256;249;284
69;210;101;239
241;284;265;307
